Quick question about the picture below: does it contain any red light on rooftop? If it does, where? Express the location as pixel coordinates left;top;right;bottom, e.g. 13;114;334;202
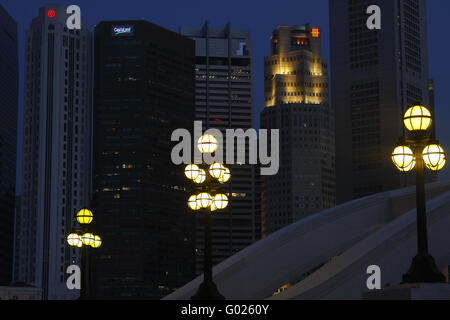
311;28;320;38
215;118;222;122
48;10;56;18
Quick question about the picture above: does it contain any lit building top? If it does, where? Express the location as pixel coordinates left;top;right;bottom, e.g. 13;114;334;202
264;24;328;107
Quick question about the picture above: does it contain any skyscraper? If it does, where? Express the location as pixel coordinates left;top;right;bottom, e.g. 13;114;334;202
13;4;92;300
330;0;433;203
260;24;336;235
0;4;18;286
179;22;257;274
91;20;196;299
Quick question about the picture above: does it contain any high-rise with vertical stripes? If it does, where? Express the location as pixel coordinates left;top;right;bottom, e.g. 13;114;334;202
330;0;435;204
179;22;257;274
13;4;92;300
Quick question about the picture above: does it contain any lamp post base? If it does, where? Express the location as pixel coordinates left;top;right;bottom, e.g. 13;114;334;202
191;281;225;300
402;253;446;284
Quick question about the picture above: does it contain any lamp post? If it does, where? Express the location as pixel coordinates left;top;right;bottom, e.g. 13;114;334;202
391;105;447;283
66;208;102;299
185;134;230;300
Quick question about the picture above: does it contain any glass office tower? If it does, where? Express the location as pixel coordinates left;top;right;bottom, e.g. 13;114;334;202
92;20;196;299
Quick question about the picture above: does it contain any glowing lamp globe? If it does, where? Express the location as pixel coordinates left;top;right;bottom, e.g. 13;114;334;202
67;233;81;247
213;194;229;210
81;233;95;246
401;160;416;173
184;164;201;180
209;163;225;179
91;235;102;248
196;192;212;208
188;195;201;211
423;144;447;171
193;169;206;184
197;135;218;154
392;146;415;172
217;167;231;183
403;106;432;132
76;209;93;225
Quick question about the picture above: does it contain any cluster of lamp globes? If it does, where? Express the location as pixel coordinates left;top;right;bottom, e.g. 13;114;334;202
66;209;102;248
392;106;447;172
184;134;231;212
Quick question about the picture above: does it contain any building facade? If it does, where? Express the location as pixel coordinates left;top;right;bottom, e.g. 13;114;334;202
0;4;18;286
260;24;336;235
179;22;257;273
330;0;434;203
13;4;92;300
0;282;42;300
91;20;196;299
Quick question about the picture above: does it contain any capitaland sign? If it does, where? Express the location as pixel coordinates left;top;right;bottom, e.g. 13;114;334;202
112;25;134;36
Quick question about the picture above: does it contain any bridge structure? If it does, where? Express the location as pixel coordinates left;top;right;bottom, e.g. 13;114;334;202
164;180;450;300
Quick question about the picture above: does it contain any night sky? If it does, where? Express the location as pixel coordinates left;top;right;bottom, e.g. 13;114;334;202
2;0;450;193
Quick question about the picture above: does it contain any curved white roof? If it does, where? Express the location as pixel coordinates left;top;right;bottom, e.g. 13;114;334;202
164;180;450;300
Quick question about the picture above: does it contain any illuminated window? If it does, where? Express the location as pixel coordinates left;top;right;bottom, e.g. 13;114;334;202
231;193;247;198
311;28;320;38
291;36;309;47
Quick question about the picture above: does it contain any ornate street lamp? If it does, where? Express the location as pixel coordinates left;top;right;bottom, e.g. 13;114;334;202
209;163;226;179
422;144;447;171
81;233;95;246
185;164;201;180
217;167;231;183
391;105;447;283
91;235;102;249
76;208;93;224
391;146;415;172
67;208;102;299
197;134;219;153
194;169;207;184
185;134;230;300
67;233;82;247
212;194;229;210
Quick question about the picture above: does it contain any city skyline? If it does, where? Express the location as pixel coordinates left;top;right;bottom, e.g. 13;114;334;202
3;0;450;197
1;0;450;302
